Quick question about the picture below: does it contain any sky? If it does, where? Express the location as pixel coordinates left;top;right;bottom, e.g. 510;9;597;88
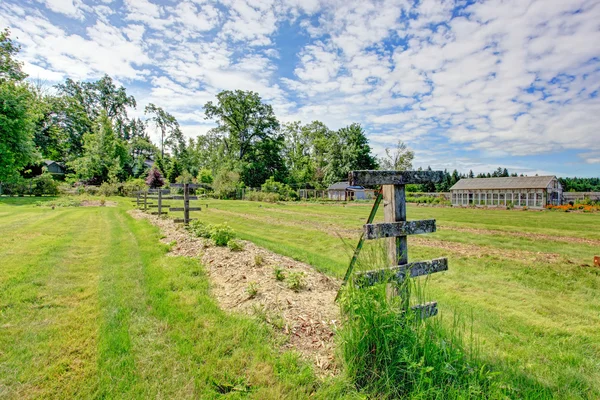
1;0;599;177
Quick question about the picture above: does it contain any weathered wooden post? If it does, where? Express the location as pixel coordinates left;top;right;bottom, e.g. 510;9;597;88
143;191;148;211
183;183;190;225
169;183;201;224
158;189;162;216
349;170;448;318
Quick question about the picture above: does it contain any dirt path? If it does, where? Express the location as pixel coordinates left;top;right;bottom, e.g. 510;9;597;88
129;210;341;375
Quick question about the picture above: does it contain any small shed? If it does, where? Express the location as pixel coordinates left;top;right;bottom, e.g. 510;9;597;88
44;160;66;175
327;181;368;201
449;176;562;208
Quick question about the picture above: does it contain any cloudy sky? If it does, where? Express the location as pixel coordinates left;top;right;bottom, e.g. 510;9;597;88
1;0;599;176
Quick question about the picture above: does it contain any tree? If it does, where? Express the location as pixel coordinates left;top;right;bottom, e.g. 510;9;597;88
323;123;378;184
167;159;182;183
379;140;414;171
468;170;474;178
0;28;27;82
69;112;130;183
146;167;164;188
204;90;280;161
0;81;38;182
145;103;179;159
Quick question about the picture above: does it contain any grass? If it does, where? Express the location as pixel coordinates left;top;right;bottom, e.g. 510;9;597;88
186;199;600;399
0;197;356;399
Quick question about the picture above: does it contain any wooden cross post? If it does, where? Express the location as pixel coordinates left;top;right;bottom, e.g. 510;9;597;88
183;183;190;225
349;170;448;318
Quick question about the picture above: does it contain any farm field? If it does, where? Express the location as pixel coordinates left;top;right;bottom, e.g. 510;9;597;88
1;197;599;399
190;199;600;399
0;198;348;399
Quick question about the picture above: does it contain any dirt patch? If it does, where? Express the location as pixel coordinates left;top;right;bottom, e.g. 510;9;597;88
81;200;117;207
412;237;563;264
128;210;341;375
438;226;600;247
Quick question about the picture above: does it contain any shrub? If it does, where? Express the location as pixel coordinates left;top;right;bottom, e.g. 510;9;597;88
186;220;211;238
227;239;245;252
260;176;298;200
30;173;59;196
146;167;165;188
209;223;235;246
84;186;99;196
98;182;120;196
245;191;281;203
122;179;147;197
286;271;305;291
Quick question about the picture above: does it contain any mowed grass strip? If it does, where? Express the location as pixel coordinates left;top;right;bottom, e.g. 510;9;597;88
190;199;600;398
0;200;352;399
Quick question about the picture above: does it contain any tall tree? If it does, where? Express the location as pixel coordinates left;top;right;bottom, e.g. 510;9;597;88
204;90;280;161
144;103;179;159
0;28;26;82
323;123;378;184
379;140;414;171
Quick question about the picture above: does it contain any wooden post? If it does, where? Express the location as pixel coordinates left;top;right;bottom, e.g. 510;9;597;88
183;183;190;225
383;185;407;265
158;189;162;216
143;191;148;211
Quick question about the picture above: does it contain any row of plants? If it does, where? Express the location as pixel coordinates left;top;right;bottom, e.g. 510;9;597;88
545;204;599;212
186;220;240;247
406;195;451;205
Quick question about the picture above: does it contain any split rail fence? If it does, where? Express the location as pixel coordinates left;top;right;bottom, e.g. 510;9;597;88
131;183;206;225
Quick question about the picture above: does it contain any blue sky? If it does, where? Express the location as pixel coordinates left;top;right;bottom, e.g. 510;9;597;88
1;0;599;177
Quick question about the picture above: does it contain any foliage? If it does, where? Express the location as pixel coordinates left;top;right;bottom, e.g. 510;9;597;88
31;172;59;196
286;271;305;292
209;223;235;246
0;81;39;182
245;191;280;203
98;182;120;197
379;140;414;171
145;167;164;188
273;266;285;281
246;282;259;299
227;239;245;252
559;177;600;192
197;168;213;184
167;160;182;183
69;111;130;183
0;28;27;82
121;178;146;197
261;176;297;200
186;220;212;238
35;197;81;207
254;254;264;267
212;168;241;199
546;203;599;212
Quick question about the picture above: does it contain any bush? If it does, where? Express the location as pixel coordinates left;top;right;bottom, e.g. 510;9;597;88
261;176;298;200
227;239;245;252
186;220;211;238
245;191;281;203
209;223;235;246
98;182;120;196
31;173;59;196
84;186;99;196
273;266;285;281
121;178;147;197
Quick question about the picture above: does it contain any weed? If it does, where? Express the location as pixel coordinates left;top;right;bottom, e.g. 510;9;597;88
227;239;245;252
252;304;285;330
186;220;211;238
273;266;285;281
254;254;265;267
286;272;305;292
246;282;259;298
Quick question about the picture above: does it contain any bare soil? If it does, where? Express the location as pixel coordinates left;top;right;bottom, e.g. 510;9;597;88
81;200;117;207
128;210;341;374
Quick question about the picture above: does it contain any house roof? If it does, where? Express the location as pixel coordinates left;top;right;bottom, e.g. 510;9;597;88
450;176;558;191
43;160;65;168
327;181;365;190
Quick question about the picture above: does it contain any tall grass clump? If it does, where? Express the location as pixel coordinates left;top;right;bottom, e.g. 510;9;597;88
337;244;502;399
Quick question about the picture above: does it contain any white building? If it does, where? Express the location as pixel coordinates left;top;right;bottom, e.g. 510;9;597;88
449;176;562;208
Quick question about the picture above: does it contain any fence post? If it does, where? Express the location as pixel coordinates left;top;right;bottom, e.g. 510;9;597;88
158;189;162;215
184;183;190;225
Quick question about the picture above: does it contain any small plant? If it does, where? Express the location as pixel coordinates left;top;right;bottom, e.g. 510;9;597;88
210;223;235;246
254;254;264;267
227;239;244;252
246;282;259;299
187;220;211;238
273;266;285;281
100;199;106;206
286;271;305;292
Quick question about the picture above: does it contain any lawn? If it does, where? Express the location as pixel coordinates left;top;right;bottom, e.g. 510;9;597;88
1;197;599;399
186;199;600;399
0;198;352;399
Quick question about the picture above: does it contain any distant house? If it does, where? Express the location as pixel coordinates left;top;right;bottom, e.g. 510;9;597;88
43;160;66;176
449;176;562;208
327;181;369;201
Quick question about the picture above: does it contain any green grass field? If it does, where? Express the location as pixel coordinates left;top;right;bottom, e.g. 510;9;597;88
0;198;354;399
188;199;600;399
1;197;599;399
